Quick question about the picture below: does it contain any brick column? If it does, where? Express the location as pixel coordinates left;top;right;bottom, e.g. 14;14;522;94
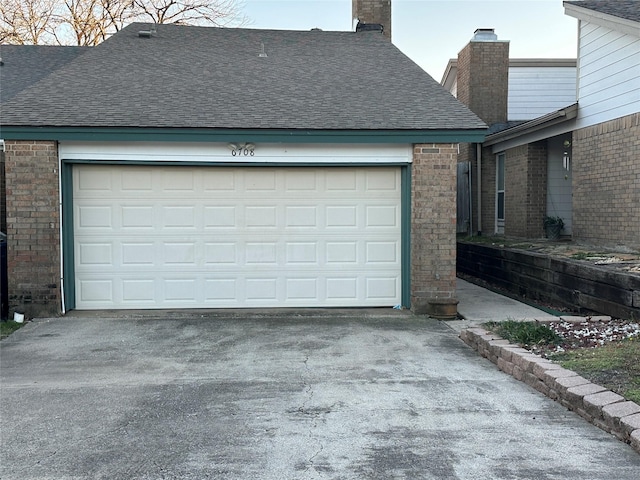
456;35;509;125
411;143;458;317
504;142;547;238
4;141;61;317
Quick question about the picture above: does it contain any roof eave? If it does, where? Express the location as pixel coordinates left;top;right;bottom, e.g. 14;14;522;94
484;103;578;146
564;2;640;36
0;126;487;144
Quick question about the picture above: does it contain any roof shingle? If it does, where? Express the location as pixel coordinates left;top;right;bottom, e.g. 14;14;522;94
564;1;640;23
1;23;485;131
0;45;88;103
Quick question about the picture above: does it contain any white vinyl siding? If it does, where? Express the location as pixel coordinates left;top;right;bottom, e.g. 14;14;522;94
576;21;640;127
72;164;403;309
508;66;577;121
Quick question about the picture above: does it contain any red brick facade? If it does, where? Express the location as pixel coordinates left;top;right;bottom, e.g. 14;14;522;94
572;112;640;249
411;143;458;314
4;141;61;317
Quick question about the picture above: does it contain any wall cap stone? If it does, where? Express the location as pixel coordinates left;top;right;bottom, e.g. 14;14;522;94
459;327;640;454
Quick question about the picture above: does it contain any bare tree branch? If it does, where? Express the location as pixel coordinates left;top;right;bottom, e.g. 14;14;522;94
0;0;247;45
0;0;61;44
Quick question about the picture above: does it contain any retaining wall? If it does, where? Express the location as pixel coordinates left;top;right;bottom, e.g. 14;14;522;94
457;241;640;320
460;327;640;454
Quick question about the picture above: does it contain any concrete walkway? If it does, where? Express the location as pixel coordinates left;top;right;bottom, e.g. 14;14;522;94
450;278;557;332
2;307;639;479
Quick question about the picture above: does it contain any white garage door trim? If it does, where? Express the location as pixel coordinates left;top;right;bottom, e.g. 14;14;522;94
71;164;404;309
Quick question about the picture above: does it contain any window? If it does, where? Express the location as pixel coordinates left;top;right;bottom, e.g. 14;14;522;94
496;153;505;234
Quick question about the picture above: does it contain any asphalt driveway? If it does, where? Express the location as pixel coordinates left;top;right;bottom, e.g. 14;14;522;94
2;311;639;479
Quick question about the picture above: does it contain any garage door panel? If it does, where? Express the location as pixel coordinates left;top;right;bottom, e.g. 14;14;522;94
122;279;155;303
205;278;237;301
245;206;277;228
73;165;401;309
366;205;399;227
162;170;194;191
122;242;155;265
121;206;155;228
245;170;276;191
366;241;399;263
285;206;317;227
78;279;114;303
77;167;112;191
326;277;358;300
326;170;357;190
285;242;318;264
204;206;237;228
78;243;113;266
285;170;318;191
77;205;113;229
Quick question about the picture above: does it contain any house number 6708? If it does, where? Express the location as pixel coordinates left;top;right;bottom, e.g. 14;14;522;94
228;143;256;156
231;148;254;156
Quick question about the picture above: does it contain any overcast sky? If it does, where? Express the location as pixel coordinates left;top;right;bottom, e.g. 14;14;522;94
242;0;578;81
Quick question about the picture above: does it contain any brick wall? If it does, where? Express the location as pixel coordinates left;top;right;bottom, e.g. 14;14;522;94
456;39;509;125
352;0;391;39
573;112;640;249
504;142;547;238
1;151;6;233
411;143;458;314
4;141;61;317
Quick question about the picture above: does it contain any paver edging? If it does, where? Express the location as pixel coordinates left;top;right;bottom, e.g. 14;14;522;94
459;327;640;455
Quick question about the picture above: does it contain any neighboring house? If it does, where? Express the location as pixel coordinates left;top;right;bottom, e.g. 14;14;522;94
0;1;486;317
442;46;577;235
445;0;639;249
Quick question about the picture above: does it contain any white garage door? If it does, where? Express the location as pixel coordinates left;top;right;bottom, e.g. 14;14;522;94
73;165;402;309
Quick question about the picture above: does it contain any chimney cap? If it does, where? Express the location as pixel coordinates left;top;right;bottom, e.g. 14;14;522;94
356;21;384;34
472;28;498;41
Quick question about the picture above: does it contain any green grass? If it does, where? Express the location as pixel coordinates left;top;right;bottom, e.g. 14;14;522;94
0;321;24;340
483;320;562;347
549;337;640;404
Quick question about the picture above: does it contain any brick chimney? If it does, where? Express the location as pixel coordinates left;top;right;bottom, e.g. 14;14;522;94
353;0;391;40
456;29;509;125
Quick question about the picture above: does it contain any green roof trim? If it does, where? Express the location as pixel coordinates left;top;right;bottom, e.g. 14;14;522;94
0;126;486;144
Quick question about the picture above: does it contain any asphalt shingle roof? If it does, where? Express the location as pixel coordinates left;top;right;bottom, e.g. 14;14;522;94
0;23;485;131
565;1;640;23
0;45;88;103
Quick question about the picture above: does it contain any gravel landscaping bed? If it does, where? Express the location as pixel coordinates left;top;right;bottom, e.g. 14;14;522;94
530;316;640;357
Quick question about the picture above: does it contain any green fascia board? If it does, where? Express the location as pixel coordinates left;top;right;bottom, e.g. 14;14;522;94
0;126;487;144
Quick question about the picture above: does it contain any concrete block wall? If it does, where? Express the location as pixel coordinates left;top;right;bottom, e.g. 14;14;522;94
411;144;458;314
4;141;61;317
573;112;640;250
